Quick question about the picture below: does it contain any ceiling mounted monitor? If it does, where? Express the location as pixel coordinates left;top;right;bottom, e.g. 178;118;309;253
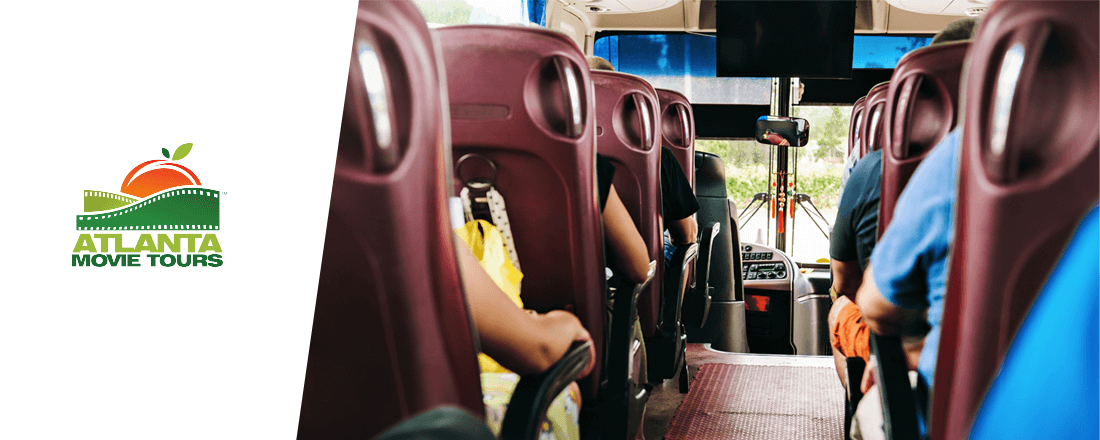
717;0;856;79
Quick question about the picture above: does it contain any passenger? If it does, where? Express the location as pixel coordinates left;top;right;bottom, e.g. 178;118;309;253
597;152;651;391
826;123;881;388
586;56;700;266
827;17;977;390
856;17;977;392
598;153;651;284
458;239;596;440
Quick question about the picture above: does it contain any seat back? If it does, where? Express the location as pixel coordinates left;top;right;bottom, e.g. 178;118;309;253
860;82;890;158
591;70;663;337
298;2;483;438
656;88;695;188
848;96;867;158
932;2;1099;439
439;25;607;398
879;42;970;236
688;152;749;353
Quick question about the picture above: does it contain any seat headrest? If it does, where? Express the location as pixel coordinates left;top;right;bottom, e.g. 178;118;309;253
860;82;891;157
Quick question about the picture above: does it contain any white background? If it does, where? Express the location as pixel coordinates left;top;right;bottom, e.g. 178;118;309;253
0;2;357;438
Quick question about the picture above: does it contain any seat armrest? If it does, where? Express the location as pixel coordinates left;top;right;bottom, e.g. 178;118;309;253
500;340;593;440
844;356;867;440
374;406;497;440
868;333;923;440
636;260;657;294
695;222;721;290
661;243;699;331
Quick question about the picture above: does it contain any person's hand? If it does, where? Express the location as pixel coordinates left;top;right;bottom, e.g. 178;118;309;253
574;326;597;379
542;310;597;379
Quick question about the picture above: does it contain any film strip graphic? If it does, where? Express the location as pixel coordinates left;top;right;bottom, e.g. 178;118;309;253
76;187;220;231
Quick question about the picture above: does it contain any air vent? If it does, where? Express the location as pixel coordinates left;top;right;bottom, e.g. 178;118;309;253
965;7;988;16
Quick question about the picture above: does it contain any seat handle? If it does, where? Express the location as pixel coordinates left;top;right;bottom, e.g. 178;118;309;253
552;56;582;138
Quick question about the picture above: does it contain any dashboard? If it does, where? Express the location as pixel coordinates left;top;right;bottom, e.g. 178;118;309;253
737;243;829;356
740;245;788;281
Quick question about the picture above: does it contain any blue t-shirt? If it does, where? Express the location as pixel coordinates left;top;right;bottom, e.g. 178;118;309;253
969;207;1099;440
831;149;881;269
870;128;961;386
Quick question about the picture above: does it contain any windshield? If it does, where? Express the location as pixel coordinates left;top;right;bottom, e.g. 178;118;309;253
603;32;931;262
697;105;850;263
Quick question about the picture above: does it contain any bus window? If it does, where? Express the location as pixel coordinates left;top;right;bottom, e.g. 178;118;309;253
593;34;771;105
415;0;544;27
787;105;850;262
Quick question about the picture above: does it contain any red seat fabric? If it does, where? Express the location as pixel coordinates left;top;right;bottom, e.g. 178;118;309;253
932;2;1099;439
848;96;867;158
438;25;607;399
879;41;970;236
860;82;890;158
591;70;663;337
656;88;695;188
297;2;483;438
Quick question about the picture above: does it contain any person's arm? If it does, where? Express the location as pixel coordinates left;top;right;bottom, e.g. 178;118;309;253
855;266;903;335
458;241;596;377
764;132;789;146
830;259;864;302
856;266;926;372
668;215;697;247
604;185;651;284
660;148;700;246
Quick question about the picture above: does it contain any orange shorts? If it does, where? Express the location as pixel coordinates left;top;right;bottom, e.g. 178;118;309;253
831;301;870;362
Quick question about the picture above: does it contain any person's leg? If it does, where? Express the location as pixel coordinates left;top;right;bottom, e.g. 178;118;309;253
483;372;584;440
831;297;872;388
829;296;853;387
850;384;886;440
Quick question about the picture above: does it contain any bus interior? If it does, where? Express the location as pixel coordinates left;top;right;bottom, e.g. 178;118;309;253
297;1;1099;439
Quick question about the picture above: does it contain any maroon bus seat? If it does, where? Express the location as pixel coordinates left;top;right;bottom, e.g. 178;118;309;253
932;2;1099;439
848;96;867;158
656;88;715;335
879;41;970;235
592;72;697;385
591;70;663;340
439;26;648;438
860;82;890;158
656;88;695;187
297;2;483;438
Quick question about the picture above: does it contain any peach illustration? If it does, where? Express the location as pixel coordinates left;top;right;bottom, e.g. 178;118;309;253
120;143;202;198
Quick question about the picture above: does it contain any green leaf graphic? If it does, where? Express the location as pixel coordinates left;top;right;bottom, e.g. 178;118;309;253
161;148;170;159
172;143;193;161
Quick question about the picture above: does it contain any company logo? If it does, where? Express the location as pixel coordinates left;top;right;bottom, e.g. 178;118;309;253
72;143;223;268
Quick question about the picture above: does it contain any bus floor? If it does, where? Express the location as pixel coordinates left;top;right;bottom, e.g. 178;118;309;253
643;343;845;440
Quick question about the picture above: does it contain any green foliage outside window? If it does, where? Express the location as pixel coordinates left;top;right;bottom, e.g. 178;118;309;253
695;105;849;210
415;0;473;26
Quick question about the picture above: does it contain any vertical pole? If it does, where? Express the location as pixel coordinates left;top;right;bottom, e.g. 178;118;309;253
775;77;791;252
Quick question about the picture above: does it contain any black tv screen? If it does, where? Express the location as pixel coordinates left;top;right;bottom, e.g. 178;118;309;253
717;0;855;79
